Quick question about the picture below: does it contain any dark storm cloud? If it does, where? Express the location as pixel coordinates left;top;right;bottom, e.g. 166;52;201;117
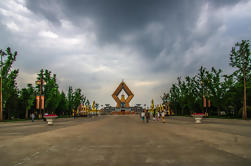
25;0;243;71
26;0;62;25
26;0;201;57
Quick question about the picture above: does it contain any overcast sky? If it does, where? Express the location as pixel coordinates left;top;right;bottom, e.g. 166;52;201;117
0;0;251;107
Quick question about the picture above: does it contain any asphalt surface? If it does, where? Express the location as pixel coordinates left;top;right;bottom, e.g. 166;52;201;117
0;115;251;166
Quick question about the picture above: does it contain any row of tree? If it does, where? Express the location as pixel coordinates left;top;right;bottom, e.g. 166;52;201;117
0;47;93;120
162;40;251;119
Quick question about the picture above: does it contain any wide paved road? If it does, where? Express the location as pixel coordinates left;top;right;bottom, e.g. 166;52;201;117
0;115;251;166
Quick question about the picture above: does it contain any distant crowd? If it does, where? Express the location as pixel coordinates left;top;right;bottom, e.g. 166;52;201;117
140;109;166;123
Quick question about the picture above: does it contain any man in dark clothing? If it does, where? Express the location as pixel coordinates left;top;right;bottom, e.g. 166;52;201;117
145;110;150;123
153;109;156;121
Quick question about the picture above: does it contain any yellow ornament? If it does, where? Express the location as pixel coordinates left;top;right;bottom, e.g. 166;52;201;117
92;101;96;111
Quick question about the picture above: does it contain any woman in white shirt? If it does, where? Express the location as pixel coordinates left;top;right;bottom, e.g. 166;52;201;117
141;111;145;122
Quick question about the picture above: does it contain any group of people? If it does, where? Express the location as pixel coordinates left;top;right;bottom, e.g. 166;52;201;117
140;109;166;123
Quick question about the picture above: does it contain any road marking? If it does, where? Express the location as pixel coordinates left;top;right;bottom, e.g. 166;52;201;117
13;152;40;166
31;152;40;157
13;161;24;166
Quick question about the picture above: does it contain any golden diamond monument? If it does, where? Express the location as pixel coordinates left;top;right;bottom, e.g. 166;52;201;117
112;81;134;109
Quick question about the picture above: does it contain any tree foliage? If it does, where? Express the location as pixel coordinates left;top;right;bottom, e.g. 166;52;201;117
163;40;251;118
0;47;96;120
20;84;35;119
1;47;19;119
230;40;251;119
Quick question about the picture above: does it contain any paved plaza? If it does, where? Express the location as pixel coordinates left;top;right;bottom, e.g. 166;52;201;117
0;115;251;166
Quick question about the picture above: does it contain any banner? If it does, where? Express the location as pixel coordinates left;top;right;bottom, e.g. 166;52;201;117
203;96;207;108
36;96;39;109
36;96;44;109
208;100;211;108
41;96;44;109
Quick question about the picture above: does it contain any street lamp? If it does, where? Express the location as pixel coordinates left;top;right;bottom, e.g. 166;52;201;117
36;70;46;118
0;49;6;121
200;81;205;113
200;80;210;115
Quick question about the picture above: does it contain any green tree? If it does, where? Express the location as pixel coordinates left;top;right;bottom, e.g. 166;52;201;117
195;66;209;112
19;84;35;119
169;84;182;115
36;69;60;114
166;66;231;116
55;91;68;116
230;40;251;120
67;86;74;114
205;67;225;115
184;76;199;114
221;75;241;116
1;47;19;119
72;88;85;110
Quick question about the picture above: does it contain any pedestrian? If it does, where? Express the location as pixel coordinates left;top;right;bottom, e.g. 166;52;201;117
141;110;145;122
161;111;166;123
31;112;35;122
157;111;160;121
153;109;156;121
145;110;150;123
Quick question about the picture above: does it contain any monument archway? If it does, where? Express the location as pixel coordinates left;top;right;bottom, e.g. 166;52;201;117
112;81;134;108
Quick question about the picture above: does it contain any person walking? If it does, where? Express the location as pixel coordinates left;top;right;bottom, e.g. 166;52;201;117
31;112;35;122
161;111;166;123
153;109;156;121
157;111;160;121
145;110;150;123
141;110;145;122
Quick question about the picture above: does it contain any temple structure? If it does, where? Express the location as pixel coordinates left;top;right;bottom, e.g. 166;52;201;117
112;81;134;109
103;81;143;114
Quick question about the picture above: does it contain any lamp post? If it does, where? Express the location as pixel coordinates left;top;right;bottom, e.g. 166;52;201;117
207;99;211;117
200;81;205;113
0;50;6;121
36;70;45;118
201;80;209;114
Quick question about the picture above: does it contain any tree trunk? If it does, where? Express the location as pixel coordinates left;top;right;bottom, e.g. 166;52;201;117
25;108;29;119
243;69;247;120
